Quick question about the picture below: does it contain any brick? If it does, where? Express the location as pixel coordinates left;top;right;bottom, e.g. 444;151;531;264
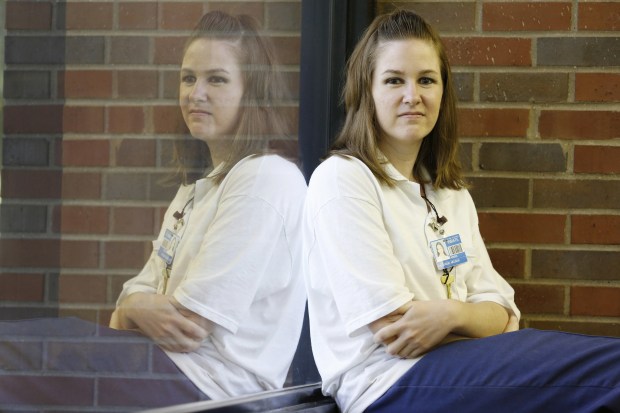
529;320;620;338
47;341;149;372
483;2;571;31
539;110;620;140
574;145;620;174
60;240;100;269
117;70;159;99
575;73;620;102
453;72;474;102
6;1;53;30
62;139;109;167
468;177;529;208
4;105;63;134
0;306;58;321
488;248;526;279
162;70;181;99
105;173;149;201
443;37;531;67
3;71;51;99
1;169;61;199
458;108;529;138
65;36;105;64
3;138;49;167
537;37;620;66
108;107;146;134
99;309;115;325
0;376;94;406
113;139;156;167
58;308;99;324
59;70;113;99
104;241;150;269
61;172;102;200
479;213;566;244
0;205;47;233
533;179;620;209
154;37;186;65
112;207;157;236
206;2;265;25
571;215;620;245
160;2;204;30
119;2;158;30
58;275;107;304
151;105;185;134
579;2;620;31
59;205;109;234
271;36;302;65
110;36;151;64
459;142;473;172
479;143;566;173
63;106;105;134
480;72;568;103
513;283;565;314
0;273;45;302
111;274;134;303
532;250;619;280
65;2;113;30
571;287;620;317
98;377;204;407
266;2;301;31
0;239;60;268
377;2;476;32
5;36;64;65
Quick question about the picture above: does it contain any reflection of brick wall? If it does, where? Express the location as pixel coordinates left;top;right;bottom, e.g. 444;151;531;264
378;1;620;336
1;1;301;325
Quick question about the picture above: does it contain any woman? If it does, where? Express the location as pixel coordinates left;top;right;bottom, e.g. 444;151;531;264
110;10;307;400
0;11;306;411
303;10;620;413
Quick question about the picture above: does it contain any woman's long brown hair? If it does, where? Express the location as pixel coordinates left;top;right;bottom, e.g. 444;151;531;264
331;9;465;189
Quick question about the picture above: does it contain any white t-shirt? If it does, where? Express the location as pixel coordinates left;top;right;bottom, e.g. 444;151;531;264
117;154;308;399
303;155;520;413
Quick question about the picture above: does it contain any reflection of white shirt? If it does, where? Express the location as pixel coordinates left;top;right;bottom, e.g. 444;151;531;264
117;154;307;399
303;155;520;413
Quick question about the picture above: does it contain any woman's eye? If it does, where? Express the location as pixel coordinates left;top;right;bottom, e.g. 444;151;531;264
208;76;229;85
419;77;436;85
385;77;403;85
181;75;196;84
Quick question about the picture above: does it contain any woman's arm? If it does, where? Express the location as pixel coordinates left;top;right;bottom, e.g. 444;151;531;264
111;292;211;353
372;300;509;358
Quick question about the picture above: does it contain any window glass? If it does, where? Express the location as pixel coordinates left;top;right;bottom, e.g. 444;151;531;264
0;1;311;410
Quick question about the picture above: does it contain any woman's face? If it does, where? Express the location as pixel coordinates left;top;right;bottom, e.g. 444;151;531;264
179;38;244;143
371;38;443;153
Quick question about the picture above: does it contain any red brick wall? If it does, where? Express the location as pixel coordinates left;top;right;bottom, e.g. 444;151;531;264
1;1;301;324
378;1;620;336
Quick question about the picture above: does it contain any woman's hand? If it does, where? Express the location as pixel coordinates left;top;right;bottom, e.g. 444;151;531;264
113;292;209;353
371;300;511;359
373;300;453;358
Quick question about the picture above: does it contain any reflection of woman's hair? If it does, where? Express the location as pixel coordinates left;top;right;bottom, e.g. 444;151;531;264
331;9;465;190
174;11;291;184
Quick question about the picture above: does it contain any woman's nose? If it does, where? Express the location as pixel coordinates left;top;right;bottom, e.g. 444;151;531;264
403;83;420;105
189;80;207;102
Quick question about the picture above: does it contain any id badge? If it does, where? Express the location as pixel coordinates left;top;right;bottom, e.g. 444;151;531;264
157;229;181;266
430;234;468;270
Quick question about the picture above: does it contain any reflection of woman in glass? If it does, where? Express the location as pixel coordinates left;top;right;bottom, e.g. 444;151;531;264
434;242;448;260
110;10;307;400
304;9;620;413
0;11;306;411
